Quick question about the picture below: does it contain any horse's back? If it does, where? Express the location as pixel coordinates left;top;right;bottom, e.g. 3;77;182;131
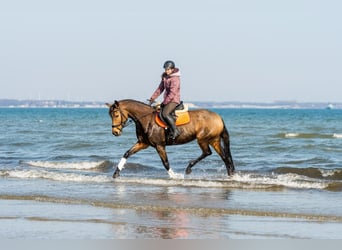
188;109;224;133
189;109;223;120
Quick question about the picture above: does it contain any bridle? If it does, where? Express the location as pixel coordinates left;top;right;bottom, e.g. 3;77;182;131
110;102;156;132
110;105;129;130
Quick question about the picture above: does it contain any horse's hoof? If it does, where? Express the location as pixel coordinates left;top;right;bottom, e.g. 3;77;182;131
113;170;120;178
185;167;192;175
228;169;234;176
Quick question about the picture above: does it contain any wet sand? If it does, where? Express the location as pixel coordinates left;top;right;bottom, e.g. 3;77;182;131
1;198;342;239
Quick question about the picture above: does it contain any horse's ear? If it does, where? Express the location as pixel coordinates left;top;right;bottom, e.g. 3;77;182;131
105;103;112;108
114;100;119;107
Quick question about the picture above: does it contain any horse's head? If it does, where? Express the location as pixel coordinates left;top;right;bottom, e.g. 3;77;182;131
106;100;129;136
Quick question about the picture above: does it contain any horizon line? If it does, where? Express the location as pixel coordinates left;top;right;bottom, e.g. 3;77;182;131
0;98;340;104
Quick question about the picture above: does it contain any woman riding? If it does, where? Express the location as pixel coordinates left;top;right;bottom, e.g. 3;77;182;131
149;60;181;139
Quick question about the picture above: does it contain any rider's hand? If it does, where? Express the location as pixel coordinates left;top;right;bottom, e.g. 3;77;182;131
148;98;155;105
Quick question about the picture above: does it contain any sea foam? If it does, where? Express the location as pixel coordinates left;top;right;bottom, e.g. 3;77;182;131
25;160;111;170
1;169;111;183
0;168;329;190
333;133;342;139
284;133;299;138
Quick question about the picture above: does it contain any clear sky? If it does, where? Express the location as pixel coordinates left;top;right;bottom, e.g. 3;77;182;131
1;0;341;103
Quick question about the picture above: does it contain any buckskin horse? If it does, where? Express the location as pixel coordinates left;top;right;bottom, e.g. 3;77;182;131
106;99;234;178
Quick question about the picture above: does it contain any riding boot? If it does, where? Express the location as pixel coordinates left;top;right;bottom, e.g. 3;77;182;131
163;114;180;139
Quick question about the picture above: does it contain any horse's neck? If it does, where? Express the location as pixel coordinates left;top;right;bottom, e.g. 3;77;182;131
123;101;152;120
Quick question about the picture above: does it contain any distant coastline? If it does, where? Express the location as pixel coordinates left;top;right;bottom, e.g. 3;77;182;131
0;99;341;109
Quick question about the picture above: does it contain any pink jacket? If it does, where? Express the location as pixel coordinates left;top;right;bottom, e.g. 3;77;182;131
150;68;181;105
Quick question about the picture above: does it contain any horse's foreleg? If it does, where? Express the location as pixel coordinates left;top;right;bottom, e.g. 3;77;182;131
113;142;149;178
185;142;212;175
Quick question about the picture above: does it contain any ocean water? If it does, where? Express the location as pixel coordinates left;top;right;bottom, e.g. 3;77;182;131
0;107;342;239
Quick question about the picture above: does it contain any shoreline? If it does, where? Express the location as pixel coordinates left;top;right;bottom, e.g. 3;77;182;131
1;194;342;223
1;197;342;239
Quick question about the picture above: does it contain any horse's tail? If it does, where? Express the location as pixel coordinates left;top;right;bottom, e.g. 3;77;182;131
221;120;235;174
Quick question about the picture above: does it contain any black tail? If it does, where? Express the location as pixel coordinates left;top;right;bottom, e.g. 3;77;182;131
221;122;235;175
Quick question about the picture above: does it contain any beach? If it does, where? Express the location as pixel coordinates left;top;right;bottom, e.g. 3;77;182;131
1;107;341;239
2;188;342;239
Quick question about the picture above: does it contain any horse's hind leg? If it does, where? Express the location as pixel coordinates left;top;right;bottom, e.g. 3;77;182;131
185;141;212;175
210;139;234;176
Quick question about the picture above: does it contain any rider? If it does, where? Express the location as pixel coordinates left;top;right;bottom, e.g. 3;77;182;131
149;60;181;139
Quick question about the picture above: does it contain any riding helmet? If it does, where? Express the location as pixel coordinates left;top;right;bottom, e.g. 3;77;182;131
163;60;175;69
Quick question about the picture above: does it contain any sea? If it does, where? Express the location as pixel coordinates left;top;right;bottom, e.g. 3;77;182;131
0;107;342;239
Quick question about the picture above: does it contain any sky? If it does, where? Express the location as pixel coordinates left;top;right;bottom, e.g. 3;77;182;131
0;0;341;103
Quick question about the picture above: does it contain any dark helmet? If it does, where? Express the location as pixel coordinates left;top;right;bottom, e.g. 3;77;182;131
163;60;175;69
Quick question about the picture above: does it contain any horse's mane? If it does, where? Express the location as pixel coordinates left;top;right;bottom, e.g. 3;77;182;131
119;99;150;107
118;99;154;113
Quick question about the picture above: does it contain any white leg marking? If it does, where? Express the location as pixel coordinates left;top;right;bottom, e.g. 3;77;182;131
117;158;127;171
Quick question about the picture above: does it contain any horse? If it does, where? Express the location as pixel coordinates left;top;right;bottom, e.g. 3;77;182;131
106;99;234;178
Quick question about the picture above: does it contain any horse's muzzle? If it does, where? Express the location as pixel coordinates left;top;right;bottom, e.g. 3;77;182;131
112;130;121;136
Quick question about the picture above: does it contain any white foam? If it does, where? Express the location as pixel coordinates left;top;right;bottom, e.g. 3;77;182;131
25;161;107;170
1;169;111;183
320;169;340;177
231;172;327;190
114;171;328;190
285;133;299;138
1;168;328;190
333;133;342;139
168;169;184;179
115;177;226;188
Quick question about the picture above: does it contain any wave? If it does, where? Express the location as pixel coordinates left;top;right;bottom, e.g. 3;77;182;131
22;160;113;170
274;167;342;181
114;172;329;191
3;159;342;191
2;167;340;192
0;169;111;183
281;133;342;139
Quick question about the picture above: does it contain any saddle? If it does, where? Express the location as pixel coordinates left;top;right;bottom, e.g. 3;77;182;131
155;102;190;128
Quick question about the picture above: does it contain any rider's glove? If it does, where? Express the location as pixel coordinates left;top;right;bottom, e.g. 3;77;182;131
148;98;155;105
